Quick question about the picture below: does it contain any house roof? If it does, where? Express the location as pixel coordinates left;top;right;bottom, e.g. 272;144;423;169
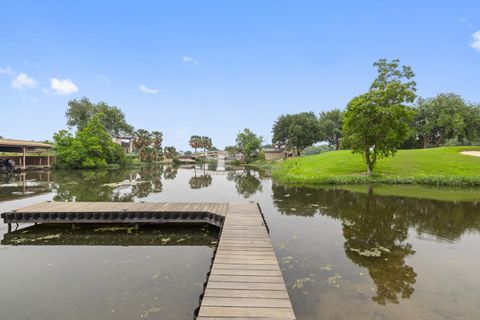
0;138;53;149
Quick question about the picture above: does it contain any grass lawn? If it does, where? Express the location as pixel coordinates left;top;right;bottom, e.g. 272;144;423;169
272;146;480;186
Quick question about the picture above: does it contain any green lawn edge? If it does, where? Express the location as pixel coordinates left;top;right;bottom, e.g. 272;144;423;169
269;146;480;186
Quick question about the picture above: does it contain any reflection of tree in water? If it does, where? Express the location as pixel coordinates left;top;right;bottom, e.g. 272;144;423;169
272;184;480;305
189;166;212;189
163;166;178;180
54;169;134;202
189;174;212;189
341;193;416;305
53;166;169;202
207;162;217;171
227;170;263;198
135;166;164;193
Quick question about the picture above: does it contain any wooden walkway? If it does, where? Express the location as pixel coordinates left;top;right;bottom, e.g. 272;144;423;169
1;201;296;319
2;202;228;227
8;201;229;215
197;203;295;319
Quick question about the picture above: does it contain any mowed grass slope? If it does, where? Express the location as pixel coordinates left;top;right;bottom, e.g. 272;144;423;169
273;146;480;185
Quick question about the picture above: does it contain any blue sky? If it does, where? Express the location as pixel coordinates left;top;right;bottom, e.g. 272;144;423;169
1;0;479;150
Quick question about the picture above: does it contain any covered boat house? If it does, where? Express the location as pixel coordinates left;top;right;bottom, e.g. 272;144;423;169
0;138;54;170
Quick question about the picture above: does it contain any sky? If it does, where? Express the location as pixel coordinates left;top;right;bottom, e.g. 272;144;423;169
0;0;479;150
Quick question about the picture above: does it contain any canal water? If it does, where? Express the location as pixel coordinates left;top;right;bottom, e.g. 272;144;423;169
0;165;479;320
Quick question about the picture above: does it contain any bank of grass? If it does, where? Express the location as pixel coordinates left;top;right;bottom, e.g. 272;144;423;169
272;146;480;186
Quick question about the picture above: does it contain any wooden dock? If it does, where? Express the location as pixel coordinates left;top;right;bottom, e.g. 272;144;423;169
1;201;296;319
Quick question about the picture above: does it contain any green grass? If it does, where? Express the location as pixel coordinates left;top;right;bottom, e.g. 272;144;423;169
273;146;480;186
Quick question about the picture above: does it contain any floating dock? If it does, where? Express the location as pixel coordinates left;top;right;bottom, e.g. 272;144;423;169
1;201;296;319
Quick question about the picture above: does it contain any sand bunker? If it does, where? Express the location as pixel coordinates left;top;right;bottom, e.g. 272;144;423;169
460;151;480;157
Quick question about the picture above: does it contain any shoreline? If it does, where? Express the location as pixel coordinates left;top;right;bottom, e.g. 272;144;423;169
249;146;480;187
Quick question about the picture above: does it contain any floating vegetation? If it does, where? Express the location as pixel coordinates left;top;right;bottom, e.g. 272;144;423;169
292;277;316;289
349;247;383;257
161;237;171;244
327;273;342;288
94;226;135;234
140;307;162;318
9;233;62;244
276;242;287;250
281;256;293;264
343;220;354;227
319;264;332;271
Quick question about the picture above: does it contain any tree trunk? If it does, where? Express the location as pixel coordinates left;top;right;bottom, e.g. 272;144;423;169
364;149;372;176
364;148;375;177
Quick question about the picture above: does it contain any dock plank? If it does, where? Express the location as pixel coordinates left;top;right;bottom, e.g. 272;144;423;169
198;203;295;319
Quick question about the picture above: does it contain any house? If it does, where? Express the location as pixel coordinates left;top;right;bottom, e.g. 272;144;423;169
112;137;133;154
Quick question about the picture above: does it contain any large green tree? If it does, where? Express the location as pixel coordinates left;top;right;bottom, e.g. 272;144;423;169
318;109;344;150
54;113;125;169
272;112;320;155
342;59;416;176
414;93;480;147
66;97;134;136
235;128;263;163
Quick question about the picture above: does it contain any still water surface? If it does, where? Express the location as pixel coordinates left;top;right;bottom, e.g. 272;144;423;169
1;165;479;319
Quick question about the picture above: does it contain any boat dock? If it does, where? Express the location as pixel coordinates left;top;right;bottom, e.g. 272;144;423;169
1;201;296;319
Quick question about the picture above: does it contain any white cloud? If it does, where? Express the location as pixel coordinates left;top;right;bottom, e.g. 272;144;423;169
139;84;159;94
470;31;480;52
182;56;199;65
0;66;15;76
11;73;37;90
50;78;79;95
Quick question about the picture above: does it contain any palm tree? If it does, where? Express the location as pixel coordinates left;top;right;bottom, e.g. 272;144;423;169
189;135;202;152
134;129;152;162
151;131;163;150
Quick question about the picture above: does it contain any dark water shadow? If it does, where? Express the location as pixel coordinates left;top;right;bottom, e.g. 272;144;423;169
2;224;219;247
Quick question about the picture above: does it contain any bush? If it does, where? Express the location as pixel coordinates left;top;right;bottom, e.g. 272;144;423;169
302;145;333;155
53;114;126;169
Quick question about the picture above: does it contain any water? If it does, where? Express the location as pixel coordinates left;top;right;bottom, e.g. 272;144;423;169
1;166;480;320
